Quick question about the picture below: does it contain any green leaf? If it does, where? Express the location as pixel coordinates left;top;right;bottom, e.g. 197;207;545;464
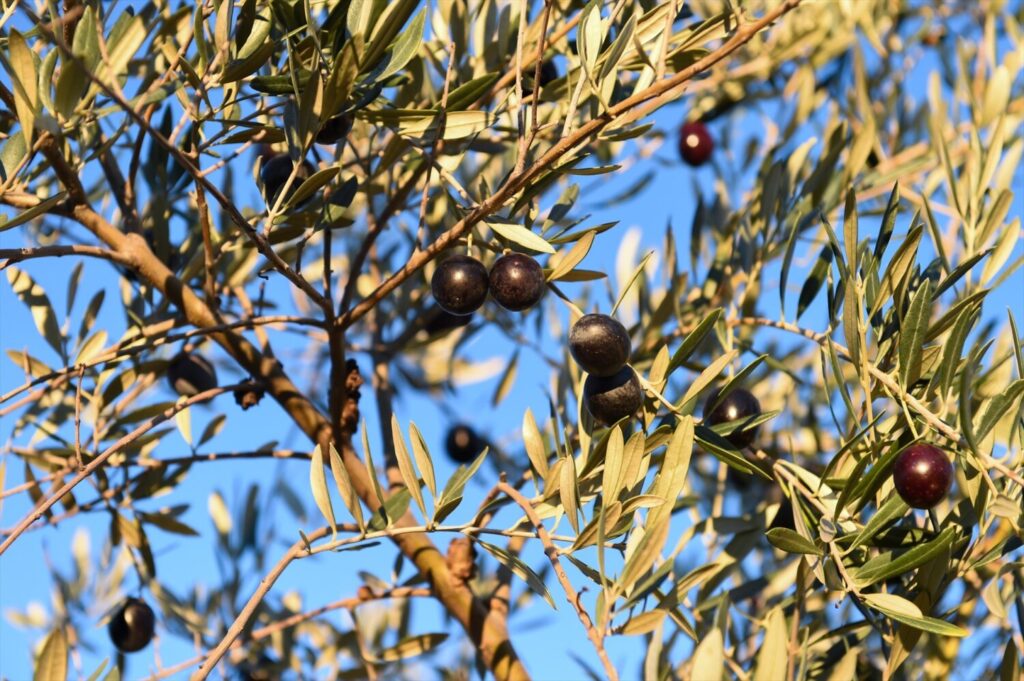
863;592;967;637
852;527;956;588
899;279;932;387
378;8;425;80
691;628;724;681
309;445;337;538
753;608;788;681
0;193;69;232
667;308;721;375
368;488;411;531
578;0;603;76
849;493;909;550
483;218;556;254
974;379;1024;442
522;409;549;478
7;30;38;146
84;659;111;681
445;73;501;111
766;527;822;555
391;415;426;516
798;245;834;319
208;491;232;535
477;540;556;608
408;423;437;499
34;628;68;681
328;443;364;530
870;224;923;318
612;251;653;315
7;267;65;360
362;419;387;509
361;109;491;141
433;449;488;524
491;350;518;406
619;608;667;636
677;349;738;414
602;426;625;504
559;453;581;533
548;231;596;282
620;517;670;593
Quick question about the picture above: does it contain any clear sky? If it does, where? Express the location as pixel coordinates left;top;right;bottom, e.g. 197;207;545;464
2;5;1022;681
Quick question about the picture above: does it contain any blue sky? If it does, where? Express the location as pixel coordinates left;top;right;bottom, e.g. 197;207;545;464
2;6;1023;681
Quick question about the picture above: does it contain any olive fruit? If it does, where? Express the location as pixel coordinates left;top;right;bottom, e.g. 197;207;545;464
569;314;631;377
260;154;314;206
431;255;489;316
703;387;761;449
768;497;795;531
167;352;218;397
892;444;953;509
583;366;643;425
108;598;155;653
489;254;546;311
678;121;713;166
424;307;473;335
316;113;353;145
446;424;484;463
523;60;559;95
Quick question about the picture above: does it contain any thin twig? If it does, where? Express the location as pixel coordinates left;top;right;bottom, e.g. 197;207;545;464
0;384;238;555
497;480;619;681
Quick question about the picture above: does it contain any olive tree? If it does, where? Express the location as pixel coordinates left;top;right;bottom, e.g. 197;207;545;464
1;0;1022;679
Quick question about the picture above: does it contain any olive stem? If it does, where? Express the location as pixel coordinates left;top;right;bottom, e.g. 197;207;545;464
497;481;620;681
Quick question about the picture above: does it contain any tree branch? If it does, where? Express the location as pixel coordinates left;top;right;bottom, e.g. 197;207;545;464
336;0;803;330
497;480;618;681
0;384;237;555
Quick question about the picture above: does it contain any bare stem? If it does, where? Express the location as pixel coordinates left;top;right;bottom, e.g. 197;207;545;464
497;481;619;681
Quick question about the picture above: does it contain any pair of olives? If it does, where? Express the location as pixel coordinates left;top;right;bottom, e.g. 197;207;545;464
431;253;546;316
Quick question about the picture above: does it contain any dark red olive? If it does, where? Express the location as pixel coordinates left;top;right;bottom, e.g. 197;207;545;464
583;366;643;425
446;424;485;463
523;60;559;95
260;154;315;207
108;598;155;653
316;113;353;145
431;255;489;316
892;444;953;509
678;121;713;166
489;254;545;311
167;352;218;397
569;314;631;377
703;387;761;449
424;307;474;335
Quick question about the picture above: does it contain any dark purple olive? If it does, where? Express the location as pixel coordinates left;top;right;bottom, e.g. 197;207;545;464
431;255;489;316
108;598;155;653
703;388;761;449
892;444;953;509
167;352;218;397
678;120;713;166
583;366;643;425
569;314;631;377
489;254;545;311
